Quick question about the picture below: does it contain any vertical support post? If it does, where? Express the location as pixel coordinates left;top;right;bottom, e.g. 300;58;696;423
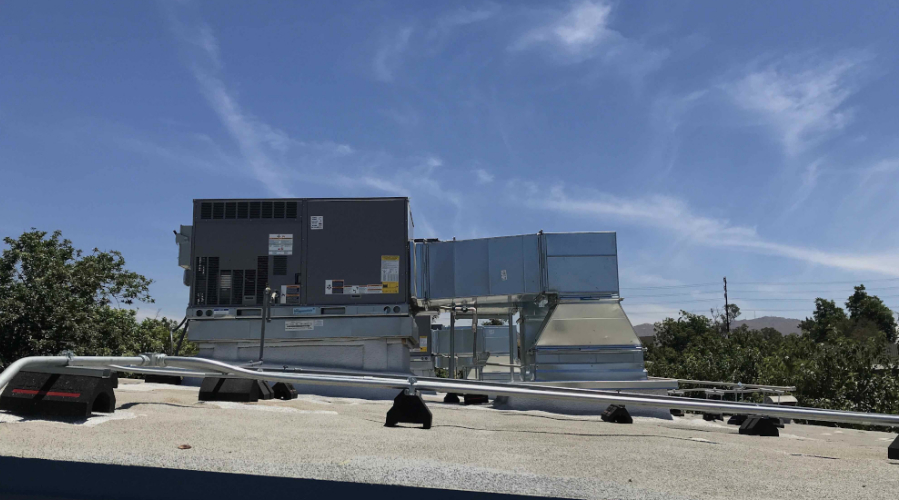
508;310;516;382
518;315;528;381
471;307;479;381
723;277;730;335
259;286;271;362
449;308;456;380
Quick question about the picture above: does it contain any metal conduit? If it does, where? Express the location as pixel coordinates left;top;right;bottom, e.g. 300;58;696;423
4;355;899;428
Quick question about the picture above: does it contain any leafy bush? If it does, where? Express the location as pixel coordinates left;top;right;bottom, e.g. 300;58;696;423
0;229;195;367
646;291;899;420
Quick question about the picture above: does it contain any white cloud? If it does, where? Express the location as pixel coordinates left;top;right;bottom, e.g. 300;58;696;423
725;53;869;155
373;27;413;82
513;1;612;53
522;183;899;277
510;1;667;77
474;168;495;184
434;5;499;33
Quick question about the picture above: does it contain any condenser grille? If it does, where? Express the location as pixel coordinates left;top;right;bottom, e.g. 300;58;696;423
232;270;244;303
273;256;287;275
219;270;232;305
206;257;219;305
199;201;299;220
256;256;268;304
194;256;207;305
244;270;256;303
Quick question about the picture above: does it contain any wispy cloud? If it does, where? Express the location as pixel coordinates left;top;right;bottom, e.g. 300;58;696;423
724;52;870;155
520;183;899;277
433;4;500;34
474;168;494;184
373;27;413;82
510;1;667;78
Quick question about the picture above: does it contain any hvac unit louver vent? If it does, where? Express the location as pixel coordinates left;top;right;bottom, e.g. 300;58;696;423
273;256;287;275
256;256;268;304
232;270;244;304
243;270;256;305
206;257;220;305
219;270;232;304
200;203;213;220
194;257;208;305
200;200;299;220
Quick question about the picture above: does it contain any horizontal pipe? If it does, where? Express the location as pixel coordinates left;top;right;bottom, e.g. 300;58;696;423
150;357;899;428
0;356;149;393
108;365;225;378
677;379;795;391
5;355;899;429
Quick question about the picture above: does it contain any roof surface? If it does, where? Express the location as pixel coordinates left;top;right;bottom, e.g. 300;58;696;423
1;379;897;500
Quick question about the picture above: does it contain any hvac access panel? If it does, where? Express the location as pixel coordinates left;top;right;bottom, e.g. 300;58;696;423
304;198;408;306
190;199;305;308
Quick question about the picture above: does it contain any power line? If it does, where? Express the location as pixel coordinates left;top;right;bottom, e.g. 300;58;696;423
733;277;899;285
625;285;899;298
620;282;720;290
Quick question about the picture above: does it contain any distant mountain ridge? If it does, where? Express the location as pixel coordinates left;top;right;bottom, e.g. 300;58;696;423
634;316;802;338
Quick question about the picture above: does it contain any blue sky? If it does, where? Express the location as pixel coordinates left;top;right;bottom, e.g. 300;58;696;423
2;1;899;325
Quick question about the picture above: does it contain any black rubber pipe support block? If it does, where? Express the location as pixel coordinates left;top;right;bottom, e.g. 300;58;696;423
385;390;432;429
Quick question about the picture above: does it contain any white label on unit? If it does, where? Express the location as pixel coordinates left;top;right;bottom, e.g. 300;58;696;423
500;269;508;281
310;216;324;230
285;320;314;331
212;308;231;318
268;234;293;255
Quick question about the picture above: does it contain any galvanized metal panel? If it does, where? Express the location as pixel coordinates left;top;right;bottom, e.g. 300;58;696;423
546;256;619;294
522;234;542;294
453;239;491;298
545;232;616;256
534;301;640;347
426;241;455;300
487;236;526;296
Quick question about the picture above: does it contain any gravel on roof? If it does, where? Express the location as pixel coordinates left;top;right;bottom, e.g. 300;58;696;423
1;378;897;500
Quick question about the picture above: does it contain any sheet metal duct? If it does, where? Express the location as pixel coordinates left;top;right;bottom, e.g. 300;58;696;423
535;301;641;348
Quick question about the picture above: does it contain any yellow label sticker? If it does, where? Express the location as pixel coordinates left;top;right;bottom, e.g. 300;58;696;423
381;255;400;291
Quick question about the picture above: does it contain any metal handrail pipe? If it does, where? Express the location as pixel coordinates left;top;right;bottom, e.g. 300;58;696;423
107;365;226;378
150;357;899;428
0;356;150;392
5;355;899;428
677;379;796;391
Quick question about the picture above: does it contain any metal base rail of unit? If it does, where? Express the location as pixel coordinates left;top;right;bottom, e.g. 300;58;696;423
2;354;899;457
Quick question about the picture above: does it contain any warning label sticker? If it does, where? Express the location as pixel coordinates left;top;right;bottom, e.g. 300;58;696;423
326;280;384;295
310;216;323;230
419;336;428;352
381;255;399;294
285;320;314;331
269;234;293;255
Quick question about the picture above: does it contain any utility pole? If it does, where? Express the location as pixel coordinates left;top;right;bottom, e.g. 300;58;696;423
723;277;730;335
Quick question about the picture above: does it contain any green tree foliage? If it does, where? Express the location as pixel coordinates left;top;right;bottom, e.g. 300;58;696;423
845;285;897;343
0;229;195;367
646;286;899;418
799;298;848;343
